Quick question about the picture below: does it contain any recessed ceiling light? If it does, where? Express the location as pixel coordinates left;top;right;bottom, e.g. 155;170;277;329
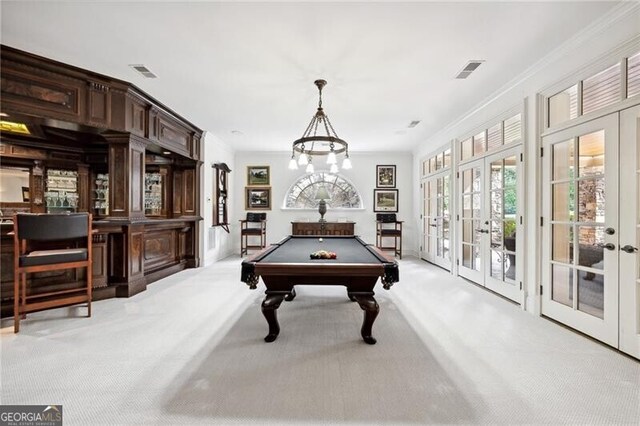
455;60;485;79
0;112;8;117
162;151;171;155
129;64;158;78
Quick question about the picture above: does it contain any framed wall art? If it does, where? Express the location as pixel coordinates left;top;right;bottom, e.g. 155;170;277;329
373;189;398;212
245;187;271;210
376;165;396;188
247;166;270;186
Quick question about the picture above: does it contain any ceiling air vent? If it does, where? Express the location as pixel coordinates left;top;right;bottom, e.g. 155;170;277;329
129;64;158;79
455;60;485;79
408;120;421;128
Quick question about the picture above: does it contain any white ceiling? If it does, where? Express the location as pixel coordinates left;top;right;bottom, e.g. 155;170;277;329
0;1;620;153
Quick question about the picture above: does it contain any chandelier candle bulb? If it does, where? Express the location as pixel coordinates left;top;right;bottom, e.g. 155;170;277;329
298;152;308;166
288;157;298;170
330;163;339;174
327;151;337;164
342;156;352;169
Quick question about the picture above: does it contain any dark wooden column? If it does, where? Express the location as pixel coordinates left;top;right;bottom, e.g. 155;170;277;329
104;133;148;297
105;133;147;220
76;164;90;212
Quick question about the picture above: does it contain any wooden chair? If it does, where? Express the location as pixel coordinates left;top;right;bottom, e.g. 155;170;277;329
376;213;403;259
13;213;92;332
240;212;267;256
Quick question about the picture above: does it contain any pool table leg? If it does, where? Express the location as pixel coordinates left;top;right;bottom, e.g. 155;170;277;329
284;287;296;301
261;293;286;342
352;294;379;345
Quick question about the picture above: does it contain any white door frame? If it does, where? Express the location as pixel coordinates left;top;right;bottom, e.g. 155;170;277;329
483;146;524;303
421;170;452;270
619;104;640;358
541;113;619;347
458;158;484;283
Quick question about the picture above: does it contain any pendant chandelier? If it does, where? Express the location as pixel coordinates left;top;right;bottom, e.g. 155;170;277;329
288;79;352;173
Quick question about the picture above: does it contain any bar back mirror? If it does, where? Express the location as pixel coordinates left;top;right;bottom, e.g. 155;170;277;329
0;166;30;218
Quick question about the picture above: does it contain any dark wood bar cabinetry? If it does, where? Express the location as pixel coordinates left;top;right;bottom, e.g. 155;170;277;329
291;221;355;236
0;45;203;316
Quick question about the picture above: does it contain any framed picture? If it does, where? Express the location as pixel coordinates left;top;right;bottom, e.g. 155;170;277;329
373;189;398;212
376;165;396;188
247;166;270;186
245;187;271;210
22;186;30;202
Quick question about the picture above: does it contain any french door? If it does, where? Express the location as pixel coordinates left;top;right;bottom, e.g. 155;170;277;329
620;104;640;359
421;172;452;270
458;146;522;302
541;113;619;346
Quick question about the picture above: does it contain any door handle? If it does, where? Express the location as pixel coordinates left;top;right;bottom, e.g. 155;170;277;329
602;243;616;251
475;229;488;234
621;245;638;254
430;224;437;227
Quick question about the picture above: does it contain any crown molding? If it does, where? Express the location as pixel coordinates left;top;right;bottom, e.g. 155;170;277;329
413;1;640;155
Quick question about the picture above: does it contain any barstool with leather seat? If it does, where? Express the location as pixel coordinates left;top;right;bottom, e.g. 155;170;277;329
376;213;403;259
240;212;267;256
13;212;93;333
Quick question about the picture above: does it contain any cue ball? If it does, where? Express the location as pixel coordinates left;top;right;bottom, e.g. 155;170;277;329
319;238;323;242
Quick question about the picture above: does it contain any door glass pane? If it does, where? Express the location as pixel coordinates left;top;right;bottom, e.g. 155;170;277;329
577;178;605;223
577;272;604;319
549;85;578;126
473;245;481;271
491;220;502;249
491;160;502;189
474;131;486;155
578;131;605;177
552;182;575;221
463;244;472;268
462;195;472;217
463;220;473;243
491;250;503;280
504;187;516;217
504;157;517;187
553;139;575;180
443;175;450;197
491;190;502;219
472;194;481;217
463;169;472;193
473;168;481;191
436;153;444;170
504;219;517;249
461;138;472;160
552;224;574;264
577;225;605;270
505;251;516;282
552;264;574;307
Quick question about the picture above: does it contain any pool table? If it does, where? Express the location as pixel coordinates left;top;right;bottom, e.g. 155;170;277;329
241;235;399;344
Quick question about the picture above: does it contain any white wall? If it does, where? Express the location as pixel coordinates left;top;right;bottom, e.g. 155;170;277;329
233;151;414;255
411;4;640;312
200;131;236;266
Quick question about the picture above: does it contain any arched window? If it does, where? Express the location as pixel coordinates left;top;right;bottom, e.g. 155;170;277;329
285;172;362;209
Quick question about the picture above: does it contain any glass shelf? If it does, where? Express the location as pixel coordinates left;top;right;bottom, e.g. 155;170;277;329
94;173;109;215
45;169;78;213
145;172;163;216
